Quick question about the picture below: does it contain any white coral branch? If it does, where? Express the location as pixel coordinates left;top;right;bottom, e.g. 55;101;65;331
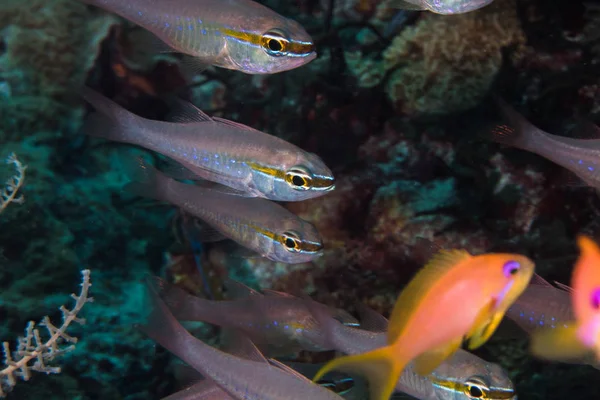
0;270;94;397
0;154;27;214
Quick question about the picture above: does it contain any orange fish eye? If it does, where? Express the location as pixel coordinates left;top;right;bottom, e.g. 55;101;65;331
261;30;289;56
591;288;600;309
502;260;520;277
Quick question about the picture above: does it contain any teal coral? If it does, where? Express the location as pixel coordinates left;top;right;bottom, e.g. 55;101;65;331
0;0;116;135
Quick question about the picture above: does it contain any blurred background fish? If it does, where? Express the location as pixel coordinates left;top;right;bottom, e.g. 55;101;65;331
491;98;600;190
77;0;316;74
390;0;493;14
531;236;600;364
81;88;335;202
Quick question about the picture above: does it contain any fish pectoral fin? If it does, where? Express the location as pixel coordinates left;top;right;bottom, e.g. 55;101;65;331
466;302;504;349
530;324;591;362
178;54;214;79
313;346;405;400
388;0;425;10
185;218;227;242
413;337;462;376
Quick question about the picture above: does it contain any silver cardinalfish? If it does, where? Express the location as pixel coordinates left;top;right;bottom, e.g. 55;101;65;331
140;280;345;400
390;0;493;14
307;303;516;400
492;98;600;189
78;0;316;74
151;277;358;354
128;160;324;264
81;88;335;202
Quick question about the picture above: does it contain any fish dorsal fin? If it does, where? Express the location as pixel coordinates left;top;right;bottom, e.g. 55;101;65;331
262;289;297;298
387;249;472;343
166;98;213;123
212;116;259;132
268;359;316;384
389;0;426;10
223;279;261;299
530;273;553;287
554;281;574;294
221;330;268;363
356;304;389;332
570;119;600;140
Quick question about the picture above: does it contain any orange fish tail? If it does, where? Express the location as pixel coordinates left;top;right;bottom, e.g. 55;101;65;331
312;345;407;400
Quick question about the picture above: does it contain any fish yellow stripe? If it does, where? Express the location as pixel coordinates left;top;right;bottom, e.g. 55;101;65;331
431;378;515;399
221;28;314;57
247;162;334;190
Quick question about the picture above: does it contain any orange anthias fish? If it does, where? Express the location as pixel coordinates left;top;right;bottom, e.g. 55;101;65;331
531;236;600;362
312;249;535;400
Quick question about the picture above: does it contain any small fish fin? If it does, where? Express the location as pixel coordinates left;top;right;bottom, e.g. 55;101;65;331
570;119;600;139
172;364;203;387
160;158;203;181
262;289;297;298
356;304;389;332
80;87;137;141
466;301;504;349
268;359;316;384
212;117;260;132
123;157;170;202
530;324;591;362
184;217;227;243
178;54;212;80
530;273;554;287
388;0;426;10
554;281;574;294
413;337;462;376
194;180;257;197
387;249;472;342
221;330;268;364
312;346;405;400
147;276;207;321
223;279;261;298
490;97;534;149
128;29;177;54
165;98;213;123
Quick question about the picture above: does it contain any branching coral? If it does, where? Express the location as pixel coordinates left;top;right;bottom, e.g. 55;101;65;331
0;0;116;134
349;0;525;116
0;153;26;214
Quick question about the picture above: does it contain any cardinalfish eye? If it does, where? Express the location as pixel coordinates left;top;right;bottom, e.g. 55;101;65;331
285;166;313;191
464;379;489;399
590;287;600;309
281;231;302;252
261;30;290;56
502;260;520;277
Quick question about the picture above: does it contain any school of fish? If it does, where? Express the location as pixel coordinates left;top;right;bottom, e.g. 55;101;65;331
64;0;600;398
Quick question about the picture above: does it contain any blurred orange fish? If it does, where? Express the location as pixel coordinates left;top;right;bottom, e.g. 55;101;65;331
313;249;535;400
531;236;600;362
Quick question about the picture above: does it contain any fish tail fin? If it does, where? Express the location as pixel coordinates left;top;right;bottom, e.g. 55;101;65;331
490;97;536;150
80;86;138;143
149;276;218;321
137;276;192;356
530;324;592;362
312;345;406;400
123;157;171;202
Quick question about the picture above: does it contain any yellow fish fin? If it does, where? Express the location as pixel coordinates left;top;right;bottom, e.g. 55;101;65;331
388;249;472;342
530;324;592;362
413;337;463;376
312;345;406;400
466;301;505;349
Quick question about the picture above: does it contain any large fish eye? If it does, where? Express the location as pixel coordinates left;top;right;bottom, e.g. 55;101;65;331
281;231;302;252
464;379;488;399
502;260;520;277
261;30;289;56
285;166;313;191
